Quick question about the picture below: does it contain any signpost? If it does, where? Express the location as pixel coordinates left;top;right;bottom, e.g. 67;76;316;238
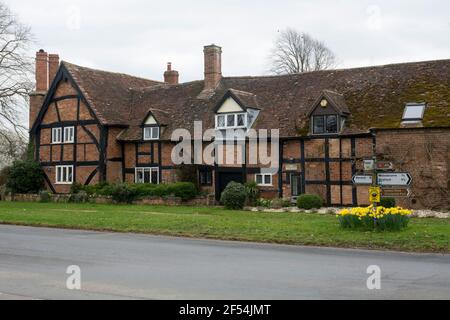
363;160;375;172
377;172;412;186
369;186;381;203
381;188;411;198
352;175;373;185
376;161;394;171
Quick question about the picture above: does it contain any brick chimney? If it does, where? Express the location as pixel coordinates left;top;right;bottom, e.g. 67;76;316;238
203;44;222;91
29;49;59;131
35;49;48;91
164;62;179;85
48;53;60;86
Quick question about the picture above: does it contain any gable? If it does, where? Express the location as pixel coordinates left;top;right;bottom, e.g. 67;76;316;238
216;97;244;113
144;114;157;125
310;98;340;116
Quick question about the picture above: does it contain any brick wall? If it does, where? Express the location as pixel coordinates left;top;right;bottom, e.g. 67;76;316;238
375;128;450;209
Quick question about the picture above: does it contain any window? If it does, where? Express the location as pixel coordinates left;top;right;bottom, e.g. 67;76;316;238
56;165;73;184
143;127;160;140
52;127;62;144
255;173;272;186
199;168;212;186
403;103;426;121
52;127;74;144
64;127;74;143
135;167;159;184
215;113;247;129
313;115;339;134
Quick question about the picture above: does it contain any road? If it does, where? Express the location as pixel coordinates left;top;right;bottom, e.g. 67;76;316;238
0;224;449;300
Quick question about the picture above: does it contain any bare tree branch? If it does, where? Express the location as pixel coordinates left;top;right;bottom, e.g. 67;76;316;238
268;28;337;75
0;1;33;139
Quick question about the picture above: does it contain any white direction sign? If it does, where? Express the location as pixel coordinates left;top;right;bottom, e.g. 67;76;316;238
352;175;373;185
377;172;412;186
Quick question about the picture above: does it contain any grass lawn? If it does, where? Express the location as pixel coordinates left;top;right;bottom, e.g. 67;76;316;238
0;201;449;253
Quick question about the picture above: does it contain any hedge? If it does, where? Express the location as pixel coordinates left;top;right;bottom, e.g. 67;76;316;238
72;182;198;203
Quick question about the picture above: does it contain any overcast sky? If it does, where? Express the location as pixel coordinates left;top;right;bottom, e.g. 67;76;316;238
4;0;450;82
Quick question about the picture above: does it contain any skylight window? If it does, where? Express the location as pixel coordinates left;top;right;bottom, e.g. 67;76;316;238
402;103;426;121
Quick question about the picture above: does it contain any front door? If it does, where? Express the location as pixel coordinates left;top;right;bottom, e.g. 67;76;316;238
217;171;244;200
291;173;303;201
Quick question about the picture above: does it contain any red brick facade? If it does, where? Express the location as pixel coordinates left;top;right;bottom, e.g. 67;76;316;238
29;48;450;209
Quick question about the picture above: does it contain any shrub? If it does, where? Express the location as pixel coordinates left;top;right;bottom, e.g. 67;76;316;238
0;166;11;186
220;181;246;210
337;206;412;231
168;182;198;201
70;183;83;194
297;194;323;210
39;190;51;203
69;191;89;203
110;183;138;204
380;197;396;208
270;198;286;209
175;164;199;190
256;198;272;208
6;160;45;194
244;182;259;206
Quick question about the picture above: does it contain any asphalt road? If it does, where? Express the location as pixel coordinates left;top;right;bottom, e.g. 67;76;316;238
0;224;449;300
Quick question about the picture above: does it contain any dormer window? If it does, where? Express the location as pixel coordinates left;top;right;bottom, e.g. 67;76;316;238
313;115;338;134
307;90;350;136
215;113;248;129
143;126;160;140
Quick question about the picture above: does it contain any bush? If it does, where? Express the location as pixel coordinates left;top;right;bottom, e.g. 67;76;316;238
6;160;45;194
0;166;11;186
70;183;83;194
297;194;323;210
256;198;272;208
380;197;396;208
69;191;89;203
244;182;259;206
110;183;139;204
168;182;198;201
39;190;51;203
337;206;412;231
220;182;246;210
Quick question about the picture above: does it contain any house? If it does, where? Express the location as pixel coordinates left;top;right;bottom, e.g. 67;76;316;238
29;45;450;209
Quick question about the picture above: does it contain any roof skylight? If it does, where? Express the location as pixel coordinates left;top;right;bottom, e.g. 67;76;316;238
402;103;426;121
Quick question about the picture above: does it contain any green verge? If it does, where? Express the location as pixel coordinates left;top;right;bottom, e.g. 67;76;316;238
0;201;449;253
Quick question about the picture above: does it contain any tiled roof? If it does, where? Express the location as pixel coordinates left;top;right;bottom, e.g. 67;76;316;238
64;59;450;140
63;62;161;125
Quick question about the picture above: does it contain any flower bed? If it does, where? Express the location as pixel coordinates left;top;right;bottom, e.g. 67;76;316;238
337;205;412;231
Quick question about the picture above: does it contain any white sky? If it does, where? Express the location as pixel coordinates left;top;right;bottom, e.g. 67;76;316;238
4;0;450;82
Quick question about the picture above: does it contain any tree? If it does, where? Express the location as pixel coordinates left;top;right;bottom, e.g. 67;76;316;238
0;128;26;168
0;1;33;139
6;160;44;193
269;28;337;75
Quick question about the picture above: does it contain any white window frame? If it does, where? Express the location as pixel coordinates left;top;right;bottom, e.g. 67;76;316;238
55;165;73;184
255;173;273;186
402;103;426;121
215;112;248;129
143;127;160;140
52;127;62;144
135;167;160;184
63;126;75;143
